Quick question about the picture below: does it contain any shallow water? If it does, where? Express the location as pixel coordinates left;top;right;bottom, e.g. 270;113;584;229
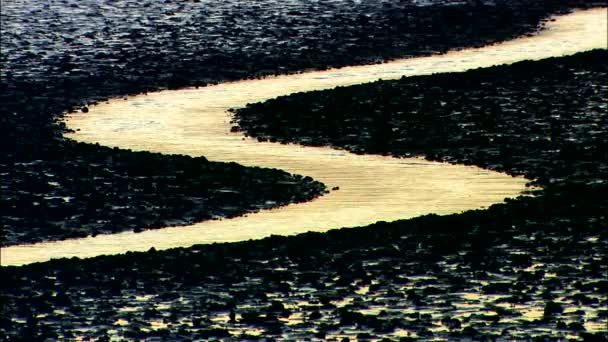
2;8;606;266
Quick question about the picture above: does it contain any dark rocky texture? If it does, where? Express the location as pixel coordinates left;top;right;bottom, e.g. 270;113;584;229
2;0;601;245
3;0;608;340
2;142;325;246
2;52;607;340
1;0;601;244
2;186;607;340
3;0;600;87
234;50;608;339
235;50;608;189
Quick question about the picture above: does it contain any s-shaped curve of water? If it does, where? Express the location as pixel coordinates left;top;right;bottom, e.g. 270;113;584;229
2;8;606;266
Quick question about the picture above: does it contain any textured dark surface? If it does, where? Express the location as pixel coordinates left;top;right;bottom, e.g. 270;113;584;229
2;143;325;246
2;53;607;340
235;50;608;188
2;0;607;340
2;0;598;245
2;185;606;340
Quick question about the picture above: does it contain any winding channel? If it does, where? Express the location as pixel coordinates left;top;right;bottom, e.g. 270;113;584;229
2;8;606;266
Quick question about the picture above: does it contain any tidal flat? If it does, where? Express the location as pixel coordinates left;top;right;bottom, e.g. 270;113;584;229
1;0;607;340
1;0;599;244
4;49;608;342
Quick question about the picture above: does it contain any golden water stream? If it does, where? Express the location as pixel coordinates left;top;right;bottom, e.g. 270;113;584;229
2;8;606;266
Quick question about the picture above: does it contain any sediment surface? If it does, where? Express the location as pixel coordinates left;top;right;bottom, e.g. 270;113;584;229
1;0;601;245
4;8;606;265
236;50;608;187
1;1;607;341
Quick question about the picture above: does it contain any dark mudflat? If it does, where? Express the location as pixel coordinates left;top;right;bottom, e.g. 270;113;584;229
2;0;607;340
235;50;608;188
1;0;598;244
3;143;325;246
3;53;607;340
2;182;606;340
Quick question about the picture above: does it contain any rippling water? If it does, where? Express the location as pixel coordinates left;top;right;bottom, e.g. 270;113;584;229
1;8;605;266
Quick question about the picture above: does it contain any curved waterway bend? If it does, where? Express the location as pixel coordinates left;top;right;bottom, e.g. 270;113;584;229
3;8;606;266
